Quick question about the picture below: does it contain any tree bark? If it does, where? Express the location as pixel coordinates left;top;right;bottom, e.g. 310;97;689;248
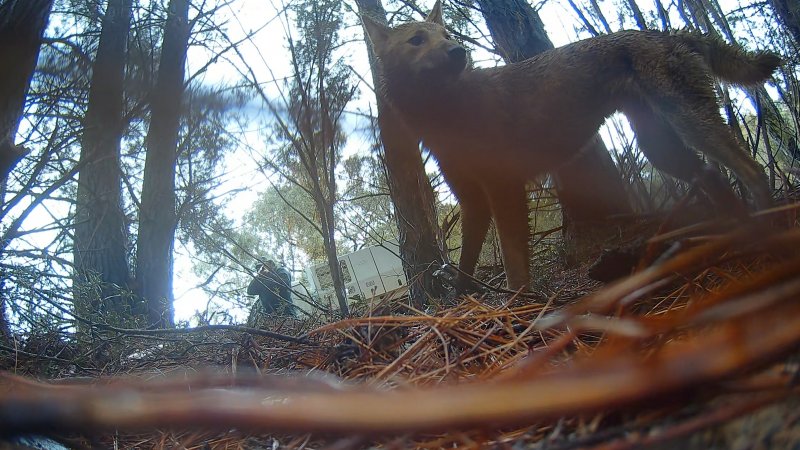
0;0;54;183
356;0;447;308
626;0;649;30
319;194;349;316
136;0;190;328
0;285;10;345
475;0;632;262
73;0;133;324
770;0;800;45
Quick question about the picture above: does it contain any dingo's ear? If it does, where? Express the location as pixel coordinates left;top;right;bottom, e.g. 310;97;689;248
426;0;443;25
361;15;391;50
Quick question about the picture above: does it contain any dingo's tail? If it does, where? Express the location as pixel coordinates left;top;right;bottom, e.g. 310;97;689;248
677;31;781;85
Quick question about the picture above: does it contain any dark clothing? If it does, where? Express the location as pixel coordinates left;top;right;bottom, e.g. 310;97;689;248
273;267;292;309
247;267;294;316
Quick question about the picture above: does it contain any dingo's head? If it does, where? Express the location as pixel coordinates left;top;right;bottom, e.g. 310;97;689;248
362;1;468;92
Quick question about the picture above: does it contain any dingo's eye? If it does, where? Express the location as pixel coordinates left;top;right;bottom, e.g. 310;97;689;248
444;32;452;40
408;35;425;46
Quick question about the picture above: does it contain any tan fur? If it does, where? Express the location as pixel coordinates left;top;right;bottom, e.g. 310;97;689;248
362;1;779;291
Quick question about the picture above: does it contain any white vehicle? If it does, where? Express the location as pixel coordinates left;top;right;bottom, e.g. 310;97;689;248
298;239;408;314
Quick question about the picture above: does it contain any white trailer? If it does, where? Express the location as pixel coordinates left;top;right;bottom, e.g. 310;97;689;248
298;239;408;314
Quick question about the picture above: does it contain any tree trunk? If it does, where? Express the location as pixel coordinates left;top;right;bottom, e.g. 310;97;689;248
626;0;649;30
0;0;53;183
0;285;10;345
73;0;133;324
475;0;632;263
654;0;671;29
136;0;190;328
770;0;800;45
356;0;447;308
319;196;349;316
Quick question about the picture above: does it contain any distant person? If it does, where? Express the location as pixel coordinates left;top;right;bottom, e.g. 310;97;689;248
247;260;295;317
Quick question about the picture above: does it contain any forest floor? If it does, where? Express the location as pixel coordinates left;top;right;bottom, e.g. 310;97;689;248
2;201;800;449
